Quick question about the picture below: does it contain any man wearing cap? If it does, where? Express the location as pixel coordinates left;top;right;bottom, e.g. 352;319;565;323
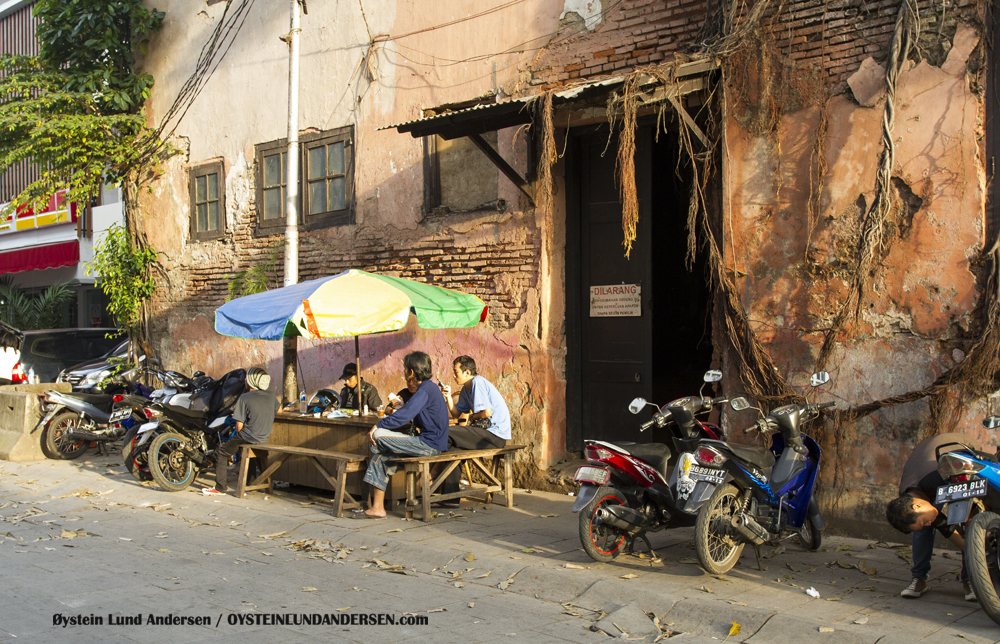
203;366;280;496
338;363;382;412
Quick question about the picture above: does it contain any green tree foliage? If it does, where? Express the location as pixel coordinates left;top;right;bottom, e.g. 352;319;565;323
86;224;156;335
0;278;76;330
0;0;164;211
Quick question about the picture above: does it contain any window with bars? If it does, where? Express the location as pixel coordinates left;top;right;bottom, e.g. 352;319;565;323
253;126;354;234
189;160;225;241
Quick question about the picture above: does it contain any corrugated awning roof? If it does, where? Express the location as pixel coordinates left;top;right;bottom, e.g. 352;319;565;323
381;77;627;140
380;60;717;140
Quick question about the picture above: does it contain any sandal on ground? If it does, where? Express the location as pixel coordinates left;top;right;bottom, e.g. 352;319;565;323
202;487;225;496
351;511;386;520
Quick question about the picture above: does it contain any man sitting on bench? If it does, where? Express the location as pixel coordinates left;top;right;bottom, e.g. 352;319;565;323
353;351;449;519
439;356;511;507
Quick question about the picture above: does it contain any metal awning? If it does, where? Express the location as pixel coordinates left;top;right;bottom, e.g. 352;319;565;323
380;59;718;205
381;77;629;141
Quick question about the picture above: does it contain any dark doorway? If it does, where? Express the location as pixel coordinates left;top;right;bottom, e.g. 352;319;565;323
566;121;714;451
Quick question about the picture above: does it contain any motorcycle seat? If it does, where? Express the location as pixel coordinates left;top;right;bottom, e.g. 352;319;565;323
71;393;112;405
719;442;775;470
160;403;207;420
625;443;671;479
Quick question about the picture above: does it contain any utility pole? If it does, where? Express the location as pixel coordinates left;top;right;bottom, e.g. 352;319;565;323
282;0;301;406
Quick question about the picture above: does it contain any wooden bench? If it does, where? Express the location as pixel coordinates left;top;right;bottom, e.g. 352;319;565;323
390;444;525;521
234;444;367;517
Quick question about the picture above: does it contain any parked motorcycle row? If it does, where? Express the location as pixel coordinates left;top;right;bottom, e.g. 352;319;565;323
36;365;250;493
573;369;1000;627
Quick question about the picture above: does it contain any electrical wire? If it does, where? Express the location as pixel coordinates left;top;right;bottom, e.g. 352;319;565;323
385;0;625;69
155;0;258;143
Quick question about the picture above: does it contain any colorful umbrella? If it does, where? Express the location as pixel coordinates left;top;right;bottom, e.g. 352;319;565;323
215;269;487;340
214;269;487;406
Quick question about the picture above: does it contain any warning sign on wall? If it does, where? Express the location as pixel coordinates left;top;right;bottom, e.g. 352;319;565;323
589;284;641;317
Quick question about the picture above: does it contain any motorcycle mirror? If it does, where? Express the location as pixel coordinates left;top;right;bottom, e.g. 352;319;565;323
983;416;1000;429
150;358;161;366
810;371;831;387
628;398;647;414
703;370;722;383
730;397;751;411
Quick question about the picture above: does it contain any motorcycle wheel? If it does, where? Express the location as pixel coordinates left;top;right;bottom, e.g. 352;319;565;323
43;412;89;460
965;511;1000;626
121;426;153;481
578;486;629;562
148;432;196;492
797;516;822;551
695;483;746;574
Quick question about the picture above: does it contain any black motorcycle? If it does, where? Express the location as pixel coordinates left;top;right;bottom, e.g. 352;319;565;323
121;369;246;492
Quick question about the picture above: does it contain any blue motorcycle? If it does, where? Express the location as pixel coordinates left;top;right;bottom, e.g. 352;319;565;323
693;372;834;574
934;420;1000;625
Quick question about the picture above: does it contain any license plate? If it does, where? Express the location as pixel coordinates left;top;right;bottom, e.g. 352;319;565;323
574;466;610;485
689;465;725;484
936;478;987;504
109;407;133;423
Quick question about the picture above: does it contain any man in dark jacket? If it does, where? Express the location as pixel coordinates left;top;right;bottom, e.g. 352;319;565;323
886;432;984;601
338;363;382;412
354;352;449;519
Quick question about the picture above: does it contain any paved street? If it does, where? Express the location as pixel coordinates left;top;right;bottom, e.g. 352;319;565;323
0;452;997;644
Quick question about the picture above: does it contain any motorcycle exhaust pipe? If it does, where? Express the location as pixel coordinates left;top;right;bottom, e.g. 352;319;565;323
177;444;210;467
595;505;652;531
66;428;115;442
730;513;770;545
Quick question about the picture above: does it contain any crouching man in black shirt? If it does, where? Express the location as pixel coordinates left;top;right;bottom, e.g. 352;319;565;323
886;432;984;601
203;366;280;496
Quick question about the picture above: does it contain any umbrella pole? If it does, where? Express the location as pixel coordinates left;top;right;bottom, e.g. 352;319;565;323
355;336;362;414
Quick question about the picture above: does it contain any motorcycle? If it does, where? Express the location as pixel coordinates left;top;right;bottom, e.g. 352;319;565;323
37;366;150;460
571;370;729;562
120;368;246;492
933;419;1000;625
693;371;833;574
119;366;208;481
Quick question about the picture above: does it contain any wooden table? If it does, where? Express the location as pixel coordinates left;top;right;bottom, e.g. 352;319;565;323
267;411;376;495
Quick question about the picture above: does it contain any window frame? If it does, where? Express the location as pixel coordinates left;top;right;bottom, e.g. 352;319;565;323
254;138;291;232
188;159;226;242
421;133;503;218
300;126;354;229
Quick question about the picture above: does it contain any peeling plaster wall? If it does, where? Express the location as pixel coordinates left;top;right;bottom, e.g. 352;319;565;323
725;23;991;537
137;1;573;481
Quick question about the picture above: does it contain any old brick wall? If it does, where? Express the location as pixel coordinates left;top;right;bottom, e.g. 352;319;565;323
527;0;976;91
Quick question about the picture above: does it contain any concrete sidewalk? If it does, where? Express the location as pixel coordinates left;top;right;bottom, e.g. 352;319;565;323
0;452;997;644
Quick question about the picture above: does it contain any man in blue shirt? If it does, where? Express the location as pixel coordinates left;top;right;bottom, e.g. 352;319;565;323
354;351;449;519
443;356;511;448
439;356;511;507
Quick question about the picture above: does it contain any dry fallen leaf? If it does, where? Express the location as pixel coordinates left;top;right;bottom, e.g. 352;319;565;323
302;587;318;592
699;586;714;594
818;627;835;633
620;573;639;579
723;623;741;643
157;548;171;553
464;552;475;562
385;529;402;533
564;563;586;569
854;616;868;625
467;602;474;608
539;513;558;518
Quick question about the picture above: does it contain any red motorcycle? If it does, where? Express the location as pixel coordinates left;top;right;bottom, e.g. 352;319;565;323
572;370;727;562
